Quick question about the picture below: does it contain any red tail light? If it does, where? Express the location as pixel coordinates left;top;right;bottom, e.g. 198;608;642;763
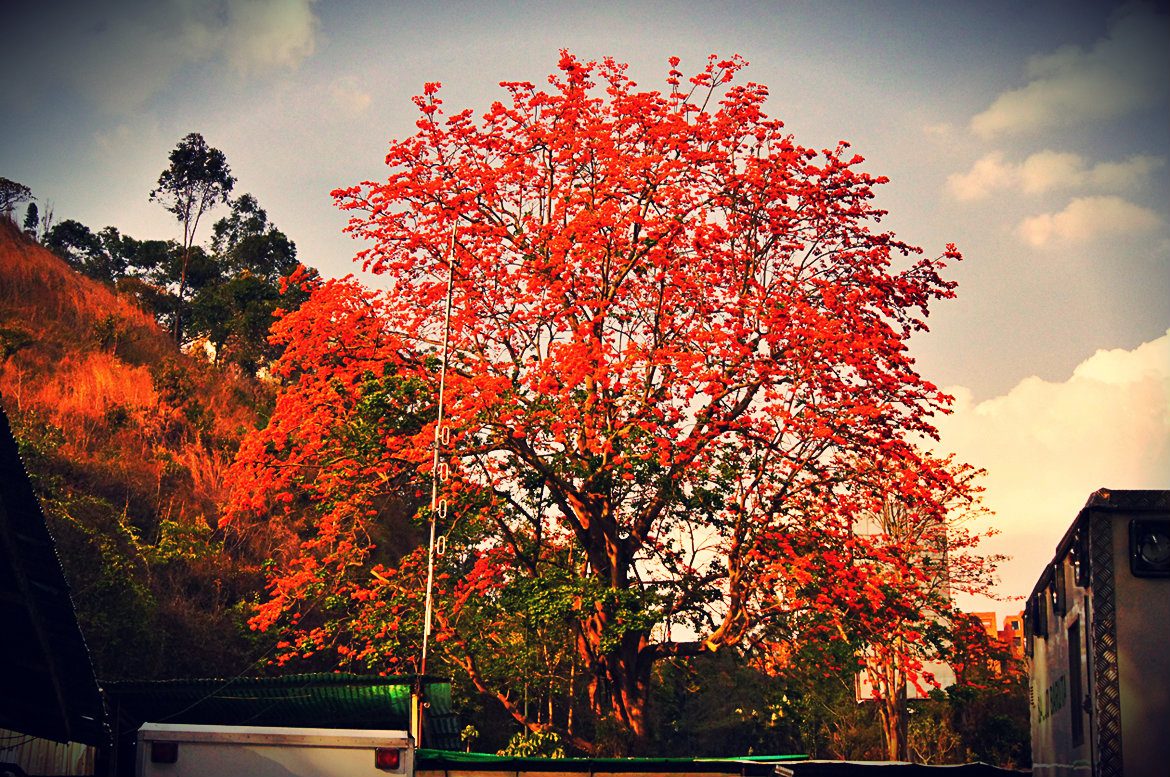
150;741;179;764
375;747;402;771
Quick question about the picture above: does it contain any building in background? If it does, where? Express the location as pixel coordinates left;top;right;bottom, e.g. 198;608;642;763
967;610;1025;665
971;611;997;640
1000;612;1024;660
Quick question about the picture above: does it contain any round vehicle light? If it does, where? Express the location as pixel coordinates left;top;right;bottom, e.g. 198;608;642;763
1131;519;1170;577
375;747;402;771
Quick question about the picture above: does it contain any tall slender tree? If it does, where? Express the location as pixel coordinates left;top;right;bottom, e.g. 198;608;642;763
150;133;235;342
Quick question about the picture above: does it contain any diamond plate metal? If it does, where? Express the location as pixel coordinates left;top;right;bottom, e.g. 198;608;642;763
1091;511;1123;777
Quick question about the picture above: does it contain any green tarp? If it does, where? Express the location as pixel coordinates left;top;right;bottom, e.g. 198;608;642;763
416;749;805;774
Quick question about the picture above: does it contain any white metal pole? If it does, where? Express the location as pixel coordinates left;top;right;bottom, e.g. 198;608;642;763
417;226;457;745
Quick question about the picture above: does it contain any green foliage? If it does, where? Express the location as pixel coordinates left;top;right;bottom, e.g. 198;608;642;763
908;695;963;764
183;192;312;371
460;724;480;752
498;729;566;758
150;132;236;342
36;140;314;372
1;222;275;681
145;517;214;564
115;274;178;330
941;667;1031;767
20;444;165;678
591;716;636;758
9;403;266;680
649;652;810;758
91;312;132;352
44;220;175;288
151;357;208;432
44;219;104;275
209;193;297;279
347;370;432;443
0;322;34;358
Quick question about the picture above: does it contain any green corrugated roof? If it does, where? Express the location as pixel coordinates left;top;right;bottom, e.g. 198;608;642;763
104;673;458;749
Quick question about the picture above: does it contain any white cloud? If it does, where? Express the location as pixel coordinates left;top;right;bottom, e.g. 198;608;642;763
1085;154;1167;190
68;3;217;112
1016;195;1163;247
946;152;1014;201
970;3;1170;137
937;331;1170;602
222;0;319;74
330;77;373;117
1017;150;1093;194
947;151;1165;201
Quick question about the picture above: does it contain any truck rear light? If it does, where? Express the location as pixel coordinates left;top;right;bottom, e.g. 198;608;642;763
375;747;402;771
151;741;179;764
1131;519;1170;577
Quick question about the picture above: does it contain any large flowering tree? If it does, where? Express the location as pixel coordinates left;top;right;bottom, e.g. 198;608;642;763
226;53;978;752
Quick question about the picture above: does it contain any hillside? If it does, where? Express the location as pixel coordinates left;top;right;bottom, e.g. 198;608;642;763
0;218;270;680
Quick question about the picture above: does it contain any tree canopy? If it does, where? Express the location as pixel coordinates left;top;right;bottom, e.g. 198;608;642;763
1;176;33;218
226;53;984;753
189;193;309;371
23;202;39;239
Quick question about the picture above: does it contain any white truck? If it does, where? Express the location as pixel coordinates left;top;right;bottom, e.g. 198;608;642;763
136;723;413;777
1026;489;1170;777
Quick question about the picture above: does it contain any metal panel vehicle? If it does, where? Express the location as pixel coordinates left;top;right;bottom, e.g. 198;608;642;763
136;723;413;777
1026;489;1170;776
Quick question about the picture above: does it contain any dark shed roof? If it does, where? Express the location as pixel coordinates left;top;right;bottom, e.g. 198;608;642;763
0;404;107;745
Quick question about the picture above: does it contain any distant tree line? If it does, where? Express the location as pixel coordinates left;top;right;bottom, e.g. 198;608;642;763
9;133;317;375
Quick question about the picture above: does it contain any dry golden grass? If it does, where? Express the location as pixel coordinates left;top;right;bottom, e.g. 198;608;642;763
0;219;275;680
0;219;166;355
0;218;265;524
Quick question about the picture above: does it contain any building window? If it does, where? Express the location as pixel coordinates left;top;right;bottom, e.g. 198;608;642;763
1052;563;1067;616
1031;593;1047;638
1072;529;1090;587
1068;618;1084;748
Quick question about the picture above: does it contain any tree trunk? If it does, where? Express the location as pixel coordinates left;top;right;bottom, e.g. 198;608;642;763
578;607;653;755
881;689;909;760
878;663;909;761
172;245;190;343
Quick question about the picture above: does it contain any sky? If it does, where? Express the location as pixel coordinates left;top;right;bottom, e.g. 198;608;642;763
2;0;1167;613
